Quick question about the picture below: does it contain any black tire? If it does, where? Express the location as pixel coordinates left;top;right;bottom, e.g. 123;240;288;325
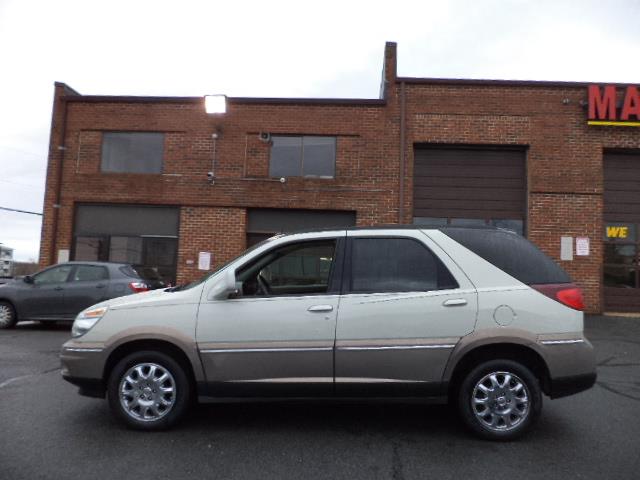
107;350;192;431
457;359;542;441
0;301;17;329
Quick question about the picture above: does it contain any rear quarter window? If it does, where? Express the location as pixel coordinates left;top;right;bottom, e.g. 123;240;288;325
441;227;571;285
119;265;141;279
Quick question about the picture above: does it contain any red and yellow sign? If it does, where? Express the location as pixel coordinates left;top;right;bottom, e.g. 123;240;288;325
588;85;640;127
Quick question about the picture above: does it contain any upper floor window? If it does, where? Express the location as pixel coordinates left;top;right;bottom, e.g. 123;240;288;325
269;136;335;178
101;132;164;174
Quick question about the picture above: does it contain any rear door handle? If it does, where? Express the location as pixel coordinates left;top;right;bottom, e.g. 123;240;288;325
96;284;106;289
443;298;467;307
307;305;333;312
53;286;64;291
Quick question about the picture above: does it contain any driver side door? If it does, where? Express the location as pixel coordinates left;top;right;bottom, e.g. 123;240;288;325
19;264;73;320
196;235;344;397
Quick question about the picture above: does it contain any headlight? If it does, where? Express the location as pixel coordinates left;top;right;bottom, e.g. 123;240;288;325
71;306;108;338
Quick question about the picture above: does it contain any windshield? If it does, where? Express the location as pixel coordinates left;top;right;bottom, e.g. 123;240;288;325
169;235;282;291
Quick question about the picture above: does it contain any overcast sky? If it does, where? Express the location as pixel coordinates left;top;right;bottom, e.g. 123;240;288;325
1;0;639;262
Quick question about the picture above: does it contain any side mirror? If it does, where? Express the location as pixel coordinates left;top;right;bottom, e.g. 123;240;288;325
23;275;34;284
209;268;240;300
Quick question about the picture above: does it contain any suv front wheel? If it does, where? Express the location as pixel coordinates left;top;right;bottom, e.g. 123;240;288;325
107;351;191;430
458;359;542;441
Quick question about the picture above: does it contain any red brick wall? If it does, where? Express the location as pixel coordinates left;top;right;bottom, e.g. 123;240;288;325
176;206;246;284
39;45;640;313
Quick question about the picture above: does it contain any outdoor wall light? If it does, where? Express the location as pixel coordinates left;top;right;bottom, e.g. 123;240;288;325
204;94;227;114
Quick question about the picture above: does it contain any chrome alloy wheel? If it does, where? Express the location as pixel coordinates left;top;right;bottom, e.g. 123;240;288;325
471;371;530;432
119;363;176;422
0;304;14;327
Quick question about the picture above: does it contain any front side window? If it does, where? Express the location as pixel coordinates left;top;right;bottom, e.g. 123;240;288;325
101;132;164;174
349;238;458;293
33;265;73;285
238;240;336;296
269;136;335;178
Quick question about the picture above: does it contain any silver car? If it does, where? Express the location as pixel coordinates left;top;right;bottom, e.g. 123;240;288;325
61;227;596;440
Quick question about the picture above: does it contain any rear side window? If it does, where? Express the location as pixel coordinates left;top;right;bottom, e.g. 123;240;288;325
119;265;141;279
72;265;109;282
349;237;458;293
441;227;571;285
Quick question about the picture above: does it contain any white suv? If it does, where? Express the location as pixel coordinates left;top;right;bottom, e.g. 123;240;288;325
61;227;596;440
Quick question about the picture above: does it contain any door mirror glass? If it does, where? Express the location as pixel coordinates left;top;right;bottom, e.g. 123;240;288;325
23;275;33;284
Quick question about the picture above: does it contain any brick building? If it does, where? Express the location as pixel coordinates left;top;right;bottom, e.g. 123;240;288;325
39;42;640;313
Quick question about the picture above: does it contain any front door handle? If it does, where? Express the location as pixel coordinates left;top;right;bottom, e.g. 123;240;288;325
443;298;467;307
53;286;64;291
96;284;106;289
307;305;333;312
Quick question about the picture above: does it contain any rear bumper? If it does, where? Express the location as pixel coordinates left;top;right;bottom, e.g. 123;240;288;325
548;372;597;399
538;334;597;398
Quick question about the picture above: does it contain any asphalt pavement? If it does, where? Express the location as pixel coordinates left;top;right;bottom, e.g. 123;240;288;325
1;316;639;480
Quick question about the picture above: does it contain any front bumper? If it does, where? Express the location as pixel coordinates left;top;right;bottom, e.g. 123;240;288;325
61;373;105;398
60;340;107;398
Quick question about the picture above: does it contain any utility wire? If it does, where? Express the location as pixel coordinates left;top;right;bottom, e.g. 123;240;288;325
0;206;43;216
0;178;43;189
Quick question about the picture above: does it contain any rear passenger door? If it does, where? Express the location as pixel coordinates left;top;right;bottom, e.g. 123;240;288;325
64;264;110;317
335;230;477;396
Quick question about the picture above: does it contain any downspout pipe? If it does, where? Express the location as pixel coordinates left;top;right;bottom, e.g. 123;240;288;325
399;81;406;224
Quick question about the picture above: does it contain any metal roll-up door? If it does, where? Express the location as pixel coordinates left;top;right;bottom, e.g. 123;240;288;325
412;147;526;234
72;204;179;285
603;152;640;312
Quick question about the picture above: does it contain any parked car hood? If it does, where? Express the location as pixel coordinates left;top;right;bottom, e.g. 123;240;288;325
92;286;201;311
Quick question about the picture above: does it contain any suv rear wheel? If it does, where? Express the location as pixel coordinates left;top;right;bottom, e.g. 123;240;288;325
107;351;191;430
458;359;542;440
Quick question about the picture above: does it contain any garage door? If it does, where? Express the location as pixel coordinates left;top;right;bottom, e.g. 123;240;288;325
72;204;179;285
246;208;356;246
412;146;526;234
604;152;640;312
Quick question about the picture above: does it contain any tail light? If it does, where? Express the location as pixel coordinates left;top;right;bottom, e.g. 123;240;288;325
531;283;585;311
128;282;149;293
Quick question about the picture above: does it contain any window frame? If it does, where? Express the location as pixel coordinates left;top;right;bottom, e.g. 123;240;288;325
235;237;345;298
343;236;459;295
100;131;165;175
268;135;337;179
